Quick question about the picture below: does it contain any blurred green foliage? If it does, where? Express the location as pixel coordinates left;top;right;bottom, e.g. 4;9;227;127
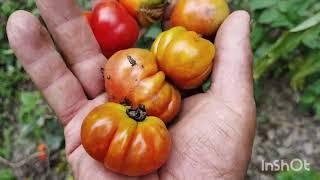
0;0;38;158
276;169;320;180
0;0;320;178
244;0;320;117
136;22;162;49
0;168;15;180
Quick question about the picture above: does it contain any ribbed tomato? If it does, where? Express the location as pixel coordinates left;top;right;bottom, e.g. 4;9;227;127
104;48;181;123
152;27;216;89
81;103;171;176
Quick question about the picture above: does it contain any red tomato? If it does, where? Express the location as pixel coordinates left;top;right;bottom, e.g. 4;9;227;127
81;103;171;176
91;0;139;57
104;48;181;123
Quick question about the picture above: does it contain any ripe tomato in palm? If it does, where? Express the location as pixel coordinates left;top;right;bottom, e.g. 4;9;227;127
90;0;139;57
170;0;230;36
152;27;216;89
104;48;181;123
81;102;171;176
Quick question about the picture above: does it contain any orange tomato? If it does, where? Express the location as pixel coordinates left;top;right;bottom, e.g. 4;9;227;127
170;0;230;36
81;103;171;176
104;48;181;123
152;27;216;89
37;144;47;161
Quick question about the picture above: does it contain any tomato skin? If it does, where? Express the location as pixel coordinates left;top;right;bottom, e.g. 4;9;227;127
119;0;141;17
81;103;171;176
104;48;181;123
91;0;139;57
170;0;230;36
119;0;167;26
151;27;216;90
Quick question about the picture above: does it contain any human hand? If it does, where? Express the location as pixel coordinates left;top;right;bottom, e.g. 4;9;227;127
6;0;255;179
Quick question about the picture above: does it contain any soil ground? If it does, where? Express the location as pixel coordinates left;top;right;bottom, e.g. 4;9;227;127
248;79;320;179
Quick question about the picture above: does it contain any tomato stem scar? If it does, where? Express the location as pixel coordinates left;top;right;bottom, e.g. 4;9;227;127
126;104;147;121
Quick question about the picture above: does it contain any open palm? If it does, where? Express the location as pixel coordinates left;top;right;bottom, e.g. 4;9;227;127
7;0;256;179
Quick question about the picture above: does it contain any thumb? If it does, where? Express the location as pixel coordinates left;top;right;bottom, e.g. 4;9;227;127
210;11;254;108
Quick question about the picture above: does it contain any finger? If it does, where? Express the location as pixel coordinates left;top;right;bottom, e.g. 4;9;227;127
35;0;106;98
7;11;88;125
64;94;107;155
211;11;254;108
68;146;159;180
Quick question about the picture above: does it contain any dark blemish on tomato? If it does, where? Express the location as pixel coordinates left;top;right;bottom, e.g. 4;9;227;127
101;68;105;78
141;65;144;68
106;75;111;80
120;97;132;106
127;56;137;66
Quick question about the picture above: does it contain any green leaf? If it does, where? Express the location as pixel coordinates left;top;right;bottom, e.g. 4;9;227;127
258;8;293;28
136;23;162;49
0;128;13;158
253;22;320;81
314;101;320;118
291;52;320;90
300;79;320;118
144;22;162;40
18;91;42;119
254;31;305;80
290;12;320;32
45;133;63;150
78;0;91;9
0;27;4;41
202;79;212;93
0;169;15;180
301;25;320;49
277;1;293;13
20;91;41;107
1;49;14;55
1;1;18;16
253;42;272;60
301;93;315;104
258;8;281;24
249;0;277;10
251;23;265;48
